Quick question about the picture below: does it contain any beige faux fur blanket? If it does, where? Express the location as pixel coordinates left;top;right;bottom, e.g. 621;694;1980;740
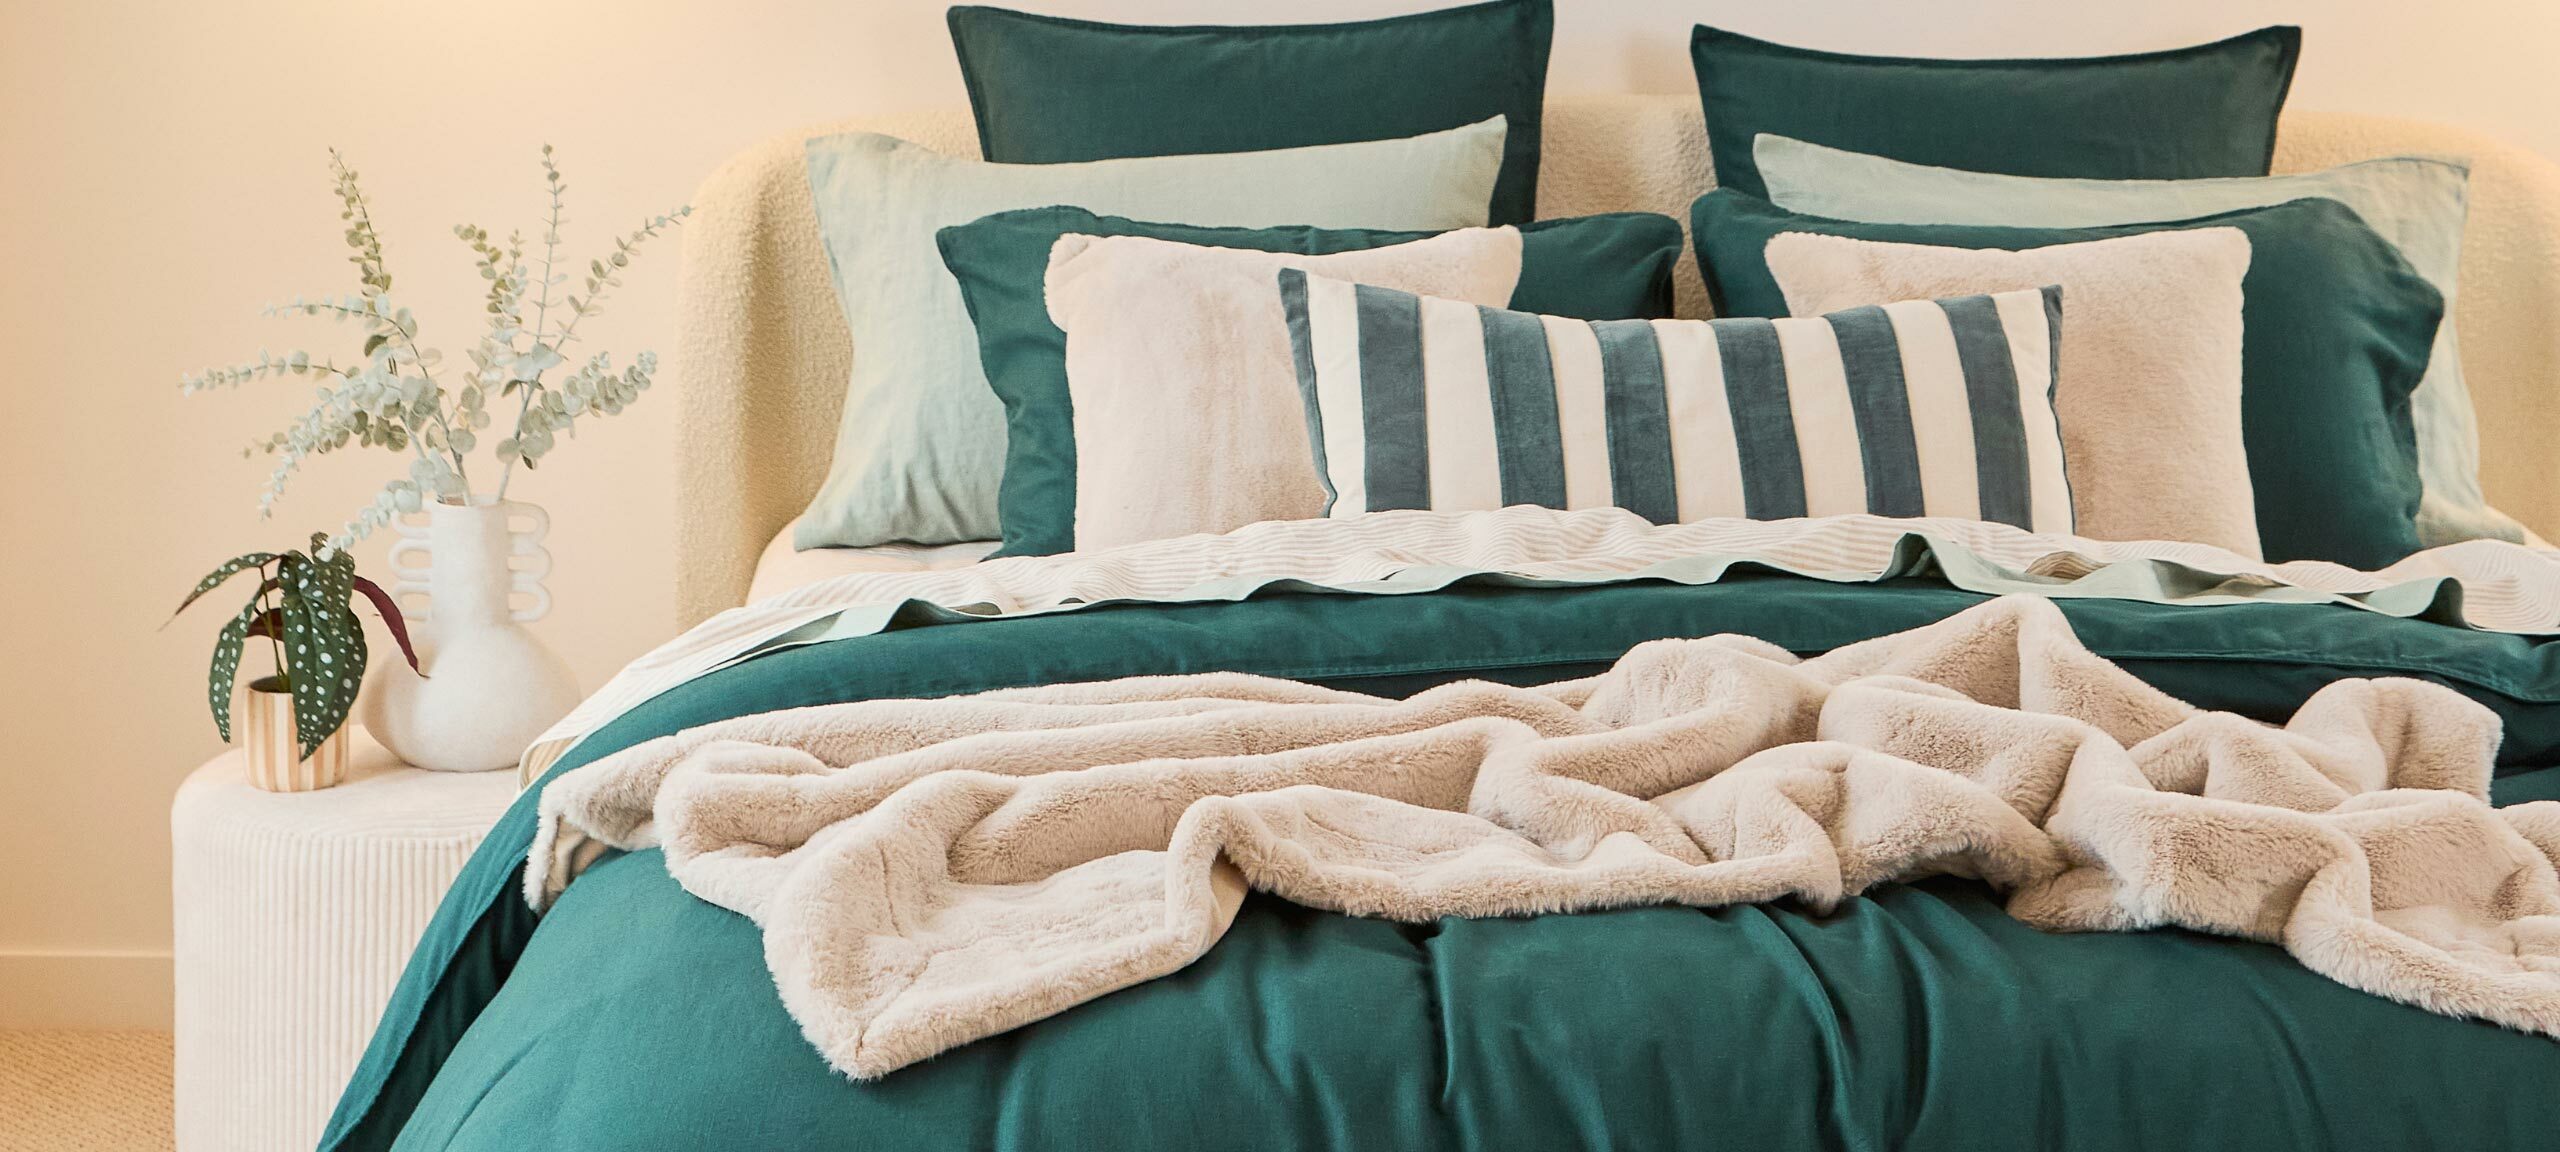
530;596;2560;1080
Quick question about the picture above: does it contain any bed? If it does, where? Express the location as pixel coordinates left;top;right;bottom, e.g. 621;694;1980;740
319;94;2560;1152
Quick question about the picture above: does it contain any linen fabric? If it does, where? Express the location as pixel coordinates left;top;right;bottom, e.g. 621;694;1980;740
794;120;1505;550
1763;229;2258;555
949;0;1553;225
1689;24;2301;199
1040;229;1525;553
531;595;2555;1082
537;506;2560;771
940;207;1684;556
1280;272;2072;534
330;518;2560;1151
1753;137;2508;547
1691;191;2442;569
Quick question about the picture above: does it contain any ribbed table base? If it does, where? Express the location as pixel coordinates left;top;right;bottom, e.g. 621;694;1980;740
171;732;517;1152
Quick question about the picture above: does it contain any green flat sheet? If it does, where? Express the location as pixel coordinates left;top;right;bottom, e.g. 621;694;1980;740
326;576;2560;1151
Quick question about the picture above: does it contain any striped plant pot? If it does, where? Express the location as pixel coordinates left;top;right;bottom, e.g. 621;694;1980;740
244;677;350;792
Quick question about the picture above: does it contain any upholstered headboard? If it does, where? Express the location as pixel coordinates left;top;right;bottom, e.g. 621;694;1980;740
672;92;2560;627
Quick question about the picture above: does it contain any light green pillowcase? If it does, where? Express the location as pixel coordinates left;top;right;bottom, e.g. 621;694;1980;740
1750;134;2508;546
797;117;1506;549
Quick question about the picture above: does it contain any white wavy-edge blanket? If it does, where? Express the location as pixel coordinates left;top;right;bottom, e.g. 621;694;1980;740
523;508;2560;783
531;596;2560;1080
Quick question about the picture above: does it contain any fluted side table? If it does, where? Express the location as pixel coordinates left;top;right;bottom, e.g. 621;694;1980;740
171;730;517;1152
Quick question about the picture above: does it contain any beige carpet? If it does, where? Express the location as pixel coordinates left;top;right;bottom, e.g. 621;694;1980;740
0;1031;174;1152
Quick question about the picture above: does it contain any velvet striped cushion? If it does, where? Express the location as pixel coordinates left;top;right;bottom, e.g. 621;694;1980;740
1278;269;2072;532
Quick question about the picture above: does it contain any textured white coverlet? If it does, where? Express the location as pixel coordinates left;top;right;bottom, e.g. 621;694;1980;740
530;596;2560;1080
524;507;2560;783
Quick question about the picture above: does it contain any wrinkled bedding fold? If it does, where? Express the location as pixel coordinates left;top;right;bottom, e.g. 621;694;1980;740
527;507;2560;784
533;596;2560;1079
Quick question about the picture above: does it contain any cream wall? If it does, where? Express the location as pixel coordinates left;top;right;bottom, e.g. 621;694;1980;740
2;0;2554;1027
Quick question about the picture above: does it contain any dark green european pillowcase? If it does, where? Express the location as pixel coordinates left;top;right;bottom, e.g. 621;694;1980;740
1689;25;2302;200
1689;190;2443;570
949;0;1553;225
938;207;1685;557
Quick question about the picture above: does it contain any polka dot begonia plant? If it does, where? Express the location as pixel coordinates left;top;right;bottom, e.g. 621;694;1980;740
172;533;422;759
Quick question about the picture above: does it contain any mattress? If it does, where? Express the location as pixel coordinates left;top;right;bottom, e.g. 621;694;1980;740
745;519;999;603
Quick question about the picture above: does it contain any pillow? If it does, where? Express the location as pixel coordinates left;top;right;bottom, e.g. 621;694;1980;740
1763;229;2257;556
950;0;1553;225
1689;24;2301;199
1752;136;2511;546
1281;269;2073;534
1691;191;2443;569
940;207;1684;556
794;120;1506;550
1040;230;1523;553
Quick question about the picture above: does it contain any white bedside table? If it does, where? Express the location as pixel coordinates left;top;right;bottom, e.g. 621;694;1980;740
171;729;519;1152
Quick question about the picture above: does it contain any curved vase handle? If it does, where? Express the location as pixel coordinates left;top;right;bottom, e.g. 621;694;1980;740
505;501;553;623
384;508;437;626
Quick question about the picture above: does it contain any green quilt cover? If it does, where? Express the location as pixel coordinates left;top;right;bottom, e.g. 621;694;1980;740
325;575;2560;1151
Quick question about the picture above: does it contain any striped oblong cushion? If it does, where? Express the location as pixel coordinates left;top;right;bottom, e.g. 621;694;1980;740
1278;268;2072;532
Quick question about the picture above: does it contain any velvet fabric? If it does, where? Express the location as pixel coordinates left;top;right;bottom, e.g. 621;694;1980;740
1689;24;2301;199
952;0;1554;224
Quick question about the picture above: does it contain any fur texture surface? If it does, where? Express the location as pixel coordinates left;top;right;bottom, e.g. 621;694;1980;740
1043;229;1522;552
1766;228;2260;556
532;596;2560;1080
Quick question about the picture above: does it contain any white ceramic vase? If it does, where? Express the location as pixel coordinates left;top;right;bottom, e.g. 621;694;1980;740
360;496;580;773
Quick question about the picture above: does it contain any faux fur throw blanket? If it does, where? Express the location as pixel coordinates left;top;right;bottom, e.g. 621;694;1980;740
530;597;2560;1080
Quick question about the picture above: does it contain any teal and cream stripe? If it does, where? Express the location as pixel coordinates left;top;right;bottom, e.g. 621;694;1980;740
1280;268;2071;533
242;681;349;792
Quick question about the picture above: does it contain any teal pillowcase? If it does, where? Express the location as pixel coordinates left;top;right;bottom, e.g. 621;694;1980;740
950;0;1553;225
1689;190;2443;569
1689;24;2302;200
940;208;1684;557
1749;135;2510;547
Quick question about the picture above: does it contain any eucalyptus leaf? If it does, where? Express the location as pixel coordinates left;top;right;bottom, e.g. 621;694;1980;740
182;146;687;544
510;344;563;382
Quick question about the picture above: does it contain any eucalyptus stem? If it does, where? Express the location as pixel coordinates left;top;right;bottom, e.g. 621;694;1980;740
182;145;682;545
499;149;571;500
375;309;473;492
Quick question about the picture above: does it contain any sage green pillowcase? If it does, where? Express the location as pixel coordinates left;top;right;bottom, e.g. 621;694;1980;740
951;0;1553;225
1689;24;2302;200
1689;193;2447;570
795;120;1505;551
1750;135;2511;547
1689;191;2443;569
940;207;1684;557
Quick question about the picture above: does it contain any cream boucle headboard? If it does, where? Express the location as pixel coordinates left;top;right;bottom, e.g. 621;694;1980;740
674;93;2560;627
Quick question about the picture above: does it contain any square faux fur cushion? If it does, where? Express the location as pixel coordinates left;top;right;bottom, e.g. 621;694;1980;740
1766;228;2259;556
1042;228;1523;552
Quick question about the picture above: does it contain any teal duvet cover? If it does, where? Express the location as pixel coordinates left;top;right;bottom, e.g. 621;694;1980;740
326;574;2560;1151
